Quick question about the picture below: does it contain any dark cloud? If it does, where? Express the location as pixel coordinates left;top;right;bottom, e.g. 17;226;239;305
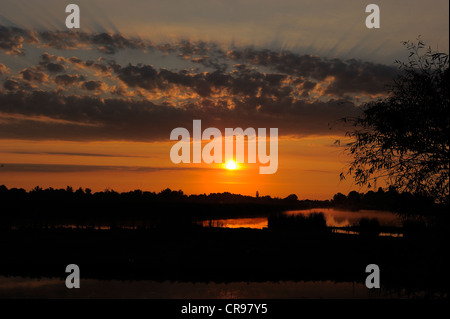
3;79;19;91
0;27;149;55
0;63;9;75
38;53;66;73
174;40;228;72
54;74;85;86
115;64;159;90
2;78;32;91
83;60;111;74
112;62;293;99
5;151;148;158
0;163;212;173
1;25;398;96
38;30;83;50
80;80;106;92
45;63;65;73
89;32;148;54
39;30;148;54
154;40;398;96
0;88;360;141
19;67;48;83
300;80;317;97
0;25;38;55
65;56;112;75
113;63;228;97
40;52;58;63
158;42;397;95
225;49;398;95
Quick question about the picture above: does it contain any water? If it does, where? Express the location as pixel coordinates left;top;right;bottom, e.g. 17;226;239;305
199;217;268;229
0;276;420;299
7;208;404;235
285;208;402;227
200;208;402;232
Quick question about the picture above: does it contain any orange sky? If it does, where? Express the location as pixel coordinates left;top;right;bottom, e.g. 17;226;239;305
0;136;362;200
2;0;439;200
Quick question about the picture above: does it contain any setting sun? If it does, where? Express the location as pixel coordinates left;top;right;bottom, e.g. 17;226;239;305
225;160;238;170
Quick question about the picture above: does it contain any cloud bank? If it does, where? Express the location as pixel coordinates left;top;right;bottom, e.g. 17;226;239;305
0;26;399;142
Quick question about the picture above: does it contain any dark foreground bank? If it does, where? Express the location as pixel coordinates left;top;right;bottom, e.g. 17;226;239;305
0;225;448;298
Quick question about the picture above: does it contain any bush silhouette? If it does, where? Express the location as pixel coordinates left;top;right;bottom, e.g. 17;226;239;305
357;217;381;236
268;212;327;232
341;39;449;204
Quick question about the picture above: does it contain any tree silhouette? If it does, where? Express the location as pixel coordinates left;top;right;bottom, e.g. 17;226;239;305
341;39;449;204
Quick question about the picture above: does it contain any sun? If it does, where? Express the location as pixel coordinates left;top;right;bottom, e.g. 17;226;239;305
225;160;238;170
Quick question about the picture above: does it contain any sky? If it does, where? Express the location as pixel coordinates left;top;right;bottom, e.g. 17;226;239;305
0;0;448;199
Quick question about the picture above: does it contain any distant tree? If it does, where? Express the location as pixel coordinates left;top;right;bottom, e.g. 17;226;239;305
284;194;298;202
340;39;449;204
32;186;43;192
332;193;347;206
347;191;361;205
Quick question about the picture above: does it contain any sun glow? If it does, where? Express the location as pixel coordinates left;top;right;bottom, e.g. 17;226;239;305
225;160;238;170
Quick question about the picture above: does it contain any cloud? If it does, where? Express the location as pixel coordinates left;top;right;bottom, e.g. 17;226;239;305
19;67;49;83
223;49;399;95
1;25;150;55
0;110;100;127
80;80;107;92
0;25;38;55
3;79;19;91
39;30;148;54
0;163;215;173
54;74;85;86
68;57;113;76
0;63;10;75
3;78;33;91
45;62;66;73
111;62;293;100
1;25;399;95
1;27;400;142
4;151;149;158
0;88;361;141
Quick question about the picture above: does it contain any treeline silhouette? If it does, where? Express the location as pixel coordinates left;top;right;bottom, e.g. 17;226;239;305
1;184;440;209
331;186;443;215
0;185;326;230
0;184;317;204
0;184;444;228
